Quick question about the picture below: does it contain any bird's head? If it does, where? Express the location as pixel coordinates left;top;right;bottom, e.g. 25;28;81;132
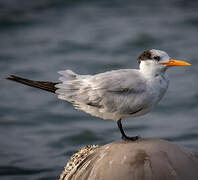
138;49;191;77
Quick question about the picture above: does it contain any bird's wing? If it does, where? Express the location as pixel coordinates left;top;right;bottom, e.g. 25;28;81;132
55;69;147;114
7;75;58;93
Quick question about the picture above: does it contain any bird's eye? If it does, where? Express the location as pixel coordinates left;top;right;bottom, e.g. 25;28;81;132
153;56;160;61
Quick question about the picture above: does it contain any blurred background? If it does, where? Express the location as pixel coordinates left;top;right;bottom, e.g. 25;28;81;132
0;0;198;179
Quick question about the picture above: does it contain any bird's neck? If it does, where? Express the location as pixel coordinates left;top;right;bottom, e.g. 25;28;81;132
139;63;166;78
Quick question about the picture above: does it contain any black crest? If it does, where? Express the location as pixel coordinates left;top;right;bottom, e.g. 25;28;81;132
138;50;152;64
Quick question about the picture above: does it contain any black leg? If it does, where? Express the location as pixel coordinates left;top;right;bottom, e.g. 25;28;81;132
117;119;139;141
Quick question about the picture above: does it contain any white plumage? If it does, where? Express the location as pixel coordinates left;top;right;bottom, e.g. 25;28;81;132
55;49;170;121
8;49;190;140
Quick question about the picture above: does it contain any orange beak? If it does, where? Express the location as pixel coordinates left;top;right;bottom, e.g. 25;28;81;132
161;59;191;66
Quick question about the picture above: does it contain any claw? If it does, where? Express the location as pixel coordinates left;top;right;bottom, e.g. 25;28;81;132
122;135;140;141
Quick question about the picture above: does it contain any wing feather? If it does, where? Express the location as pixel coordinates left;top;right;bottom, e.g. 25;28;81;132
55;69;147;118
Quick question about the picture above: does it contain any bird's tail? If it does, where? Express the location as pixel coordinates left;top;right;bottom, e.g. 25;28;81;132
6;75;58;93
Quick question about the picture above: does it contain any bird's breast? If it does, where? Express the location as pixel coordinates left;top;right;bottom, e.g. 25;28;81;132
147;74;169;107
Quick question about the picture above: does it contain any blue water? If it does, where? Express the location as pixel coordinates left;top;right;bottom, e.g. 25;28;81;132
1;0;198;179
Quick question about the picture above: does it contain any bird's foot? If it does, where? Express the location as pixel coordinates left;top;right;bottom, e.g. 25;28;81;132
121;135;140;141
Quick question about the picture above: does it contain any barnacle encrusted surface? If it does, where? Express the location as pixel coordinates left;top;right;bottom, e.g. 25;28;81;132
59;145;100;180
59;139;198;180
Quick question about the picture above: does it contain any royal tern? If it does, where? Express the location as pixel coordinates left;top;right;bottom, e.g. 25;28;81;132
7;49;191;141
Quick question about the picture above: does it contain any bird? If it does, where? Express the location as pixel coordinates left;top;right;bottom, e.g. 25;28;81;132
7;49;191;141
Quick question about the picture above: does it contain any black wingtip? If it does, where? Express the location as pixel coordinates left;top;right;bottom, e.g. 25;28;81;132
6;75;15;81
6;75;24;82
6;74;58;93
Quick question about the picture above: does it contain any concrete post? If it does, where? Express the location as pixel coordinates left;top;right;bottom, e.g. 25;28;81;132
60;138;198;180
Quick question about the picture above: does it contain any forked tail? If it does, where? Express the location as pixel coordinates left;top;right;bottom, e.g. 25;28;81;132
7;75;58;93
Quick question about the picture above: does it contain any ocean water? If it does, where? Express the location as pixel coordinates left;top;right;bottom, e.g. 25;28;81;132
1;0;198;179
